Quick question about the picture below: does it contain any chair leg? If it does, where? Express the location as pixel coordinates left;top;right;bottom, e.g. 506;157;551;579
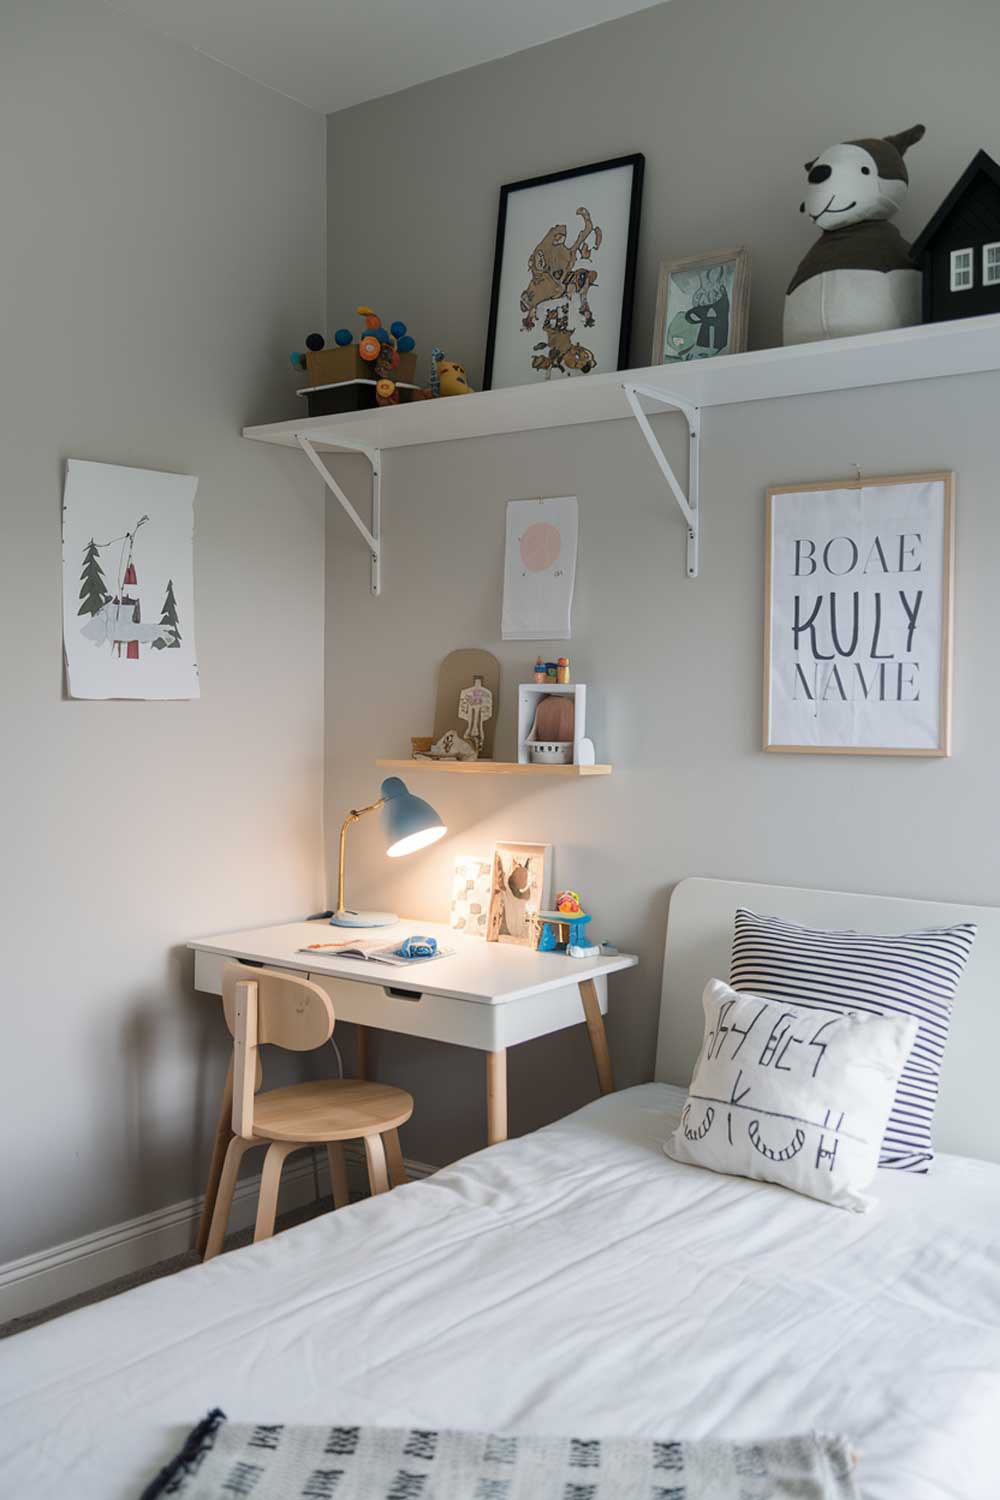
363;1133;390;1196
383;1128;408;1188
204;1135;257;1261
254;1141;303;1243
327;1142;350;1208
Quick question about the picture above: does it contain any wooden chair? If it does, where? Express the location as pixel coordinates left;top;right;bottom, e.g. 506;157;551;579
203;963;413;1260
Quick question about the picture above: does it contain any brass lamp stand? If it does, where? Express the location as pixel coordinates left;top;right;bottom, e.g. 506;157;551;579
333;796;389;926
329;775;447;929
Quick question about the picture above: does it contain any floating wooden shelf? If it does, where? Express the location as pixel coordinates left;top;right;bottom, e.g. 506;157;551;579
376;758;612;778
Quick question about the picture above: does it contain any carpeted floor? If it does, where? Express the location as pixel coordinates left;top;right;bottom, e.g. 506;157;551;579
0;1196;337;1342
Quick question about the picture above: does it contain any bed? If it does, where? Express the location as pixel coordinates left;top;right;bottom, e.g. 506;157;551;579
2;878;998;1499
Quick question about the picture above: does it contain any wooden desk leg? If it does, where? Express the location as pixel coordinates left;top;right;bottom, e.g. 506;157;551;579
486;1048;508;1145
579;979;615;1095
356;1024;370;1081
195;1058;234;1257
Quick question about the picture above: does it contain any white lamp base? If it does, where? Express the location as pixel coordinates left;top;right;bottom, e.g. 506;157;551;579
329;909;398;928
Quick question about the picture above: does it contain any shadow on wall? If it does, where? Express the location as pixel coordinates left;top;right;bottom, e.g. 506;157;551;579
117;949;217;1218
117;947;339;1222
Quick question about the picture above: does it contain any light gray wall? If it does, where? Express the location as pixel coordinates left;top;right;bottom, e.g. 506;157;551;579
322;0;1000;1165
0;0;326;1261
326;0;1000;379
324;376;1000;1166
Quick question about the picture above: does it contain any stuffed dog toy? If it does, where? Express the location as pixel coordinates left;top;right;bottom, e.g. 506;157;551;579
783;124;925;345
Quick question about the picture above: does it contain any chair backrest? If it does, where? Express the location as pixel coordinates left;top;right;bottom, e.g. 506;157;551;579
222;963;336;1049
221;963;336;1137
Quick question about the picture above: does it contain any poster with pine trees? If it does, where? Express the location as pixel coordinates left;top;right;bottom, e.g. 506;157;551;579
152;579;181;649
62;459;199;699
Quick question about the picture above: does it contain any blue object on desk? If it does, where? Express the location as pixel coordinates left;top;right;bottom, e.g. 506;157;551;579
538;913;592;952
397;935;438;959
566;914;592;946
537;921;559;952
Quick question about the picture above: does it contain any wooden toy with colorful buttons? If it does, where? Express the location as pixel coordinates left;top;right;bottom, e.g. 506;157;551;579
290;312;476;408
289;307;418;405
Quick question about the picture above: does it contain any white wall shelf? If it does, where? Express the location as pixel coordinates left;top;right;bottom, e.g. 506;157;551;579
244;314;1000;586
375;758;612;778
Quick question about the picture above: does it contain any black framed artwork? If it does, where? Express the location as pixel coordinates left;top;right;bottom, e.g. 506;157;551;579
482;154;644;390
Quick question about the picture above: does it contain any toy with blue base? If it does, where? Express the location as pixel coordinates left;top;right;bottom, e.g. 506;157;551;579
533;890;601;957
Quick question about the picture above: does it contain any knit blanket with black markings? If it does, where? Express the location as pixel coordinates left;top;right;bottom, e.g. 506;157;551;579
138;1409;859;1500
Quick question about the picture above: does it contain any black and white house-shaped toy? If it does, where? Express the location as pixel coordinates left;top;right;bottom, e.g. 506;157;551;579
911;150;1000;323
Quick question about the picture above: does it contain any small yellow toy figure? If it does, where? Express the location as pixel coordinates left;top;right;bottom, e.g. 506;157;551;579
431;345;473;397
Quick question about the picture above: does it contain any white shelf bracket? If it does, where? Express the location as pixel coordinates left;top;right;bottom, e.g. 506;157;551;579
296;434;382;595
622;381;701;578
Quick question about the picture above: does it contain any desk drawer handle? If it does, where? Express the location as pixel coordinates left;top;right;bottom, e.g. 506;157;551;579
384;986;423;1001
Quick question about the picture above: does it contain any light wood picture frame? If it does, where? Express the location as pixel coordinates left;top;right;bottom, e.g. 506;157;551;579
651;246;750;364
486;841;551;945
763;471;954;756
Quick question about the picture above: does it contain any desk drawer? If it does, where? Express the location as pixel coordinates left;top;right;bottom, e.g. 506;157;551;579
192;951;604;1052
310;973;502;1049
194;951;500;1048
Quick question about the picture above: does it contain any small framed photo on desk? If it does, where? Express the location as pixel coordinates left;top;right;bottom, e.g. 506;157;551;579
486;841;551;945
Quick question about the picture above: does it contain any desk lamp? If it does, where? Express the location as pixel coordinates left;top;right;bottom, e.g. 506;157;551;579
331;776;446;928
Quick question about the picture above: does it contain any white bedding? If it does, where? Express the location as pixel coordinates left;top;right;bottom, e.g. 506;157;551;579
1;1083;998;1499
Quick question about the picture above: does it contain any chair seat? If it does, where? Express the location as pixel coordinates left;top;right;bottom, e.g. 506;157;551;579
251;1078;413;1143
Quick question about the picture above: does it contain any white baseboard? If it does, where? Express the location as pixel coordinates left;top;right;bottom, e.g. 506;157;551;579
0;1149;435;1326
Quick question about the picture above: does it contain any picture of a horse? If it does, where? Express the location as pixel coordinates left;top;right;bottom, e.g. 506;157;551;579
486;841;551;945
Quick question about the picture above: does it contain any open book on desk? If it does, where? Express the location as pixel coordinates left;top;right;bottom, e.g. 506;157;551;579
297;940;455;967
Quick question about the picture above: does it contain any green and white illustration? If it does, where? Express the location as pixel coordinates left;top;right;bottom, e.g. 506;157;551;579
62;459;199;699
661;263;735;362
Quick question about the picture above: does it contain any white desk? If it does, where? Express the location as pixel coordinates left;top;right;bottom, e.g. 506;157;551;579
189;918;637;1253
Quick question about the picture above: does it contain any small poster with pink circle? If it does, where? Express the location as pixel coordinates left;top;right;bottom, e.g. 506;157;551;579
502;496;578;641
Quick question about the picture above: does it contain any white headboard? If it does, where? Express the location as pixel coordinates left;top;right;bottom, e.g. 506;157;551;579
656;877;1000;1165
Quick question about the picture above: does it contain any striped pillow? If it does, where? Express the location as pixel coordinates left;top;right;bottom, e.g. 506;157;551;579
730;908;977;1172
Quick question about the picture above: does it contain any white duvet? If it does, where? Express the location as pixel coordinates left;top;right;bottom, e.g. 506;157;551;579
1;1084;998;1499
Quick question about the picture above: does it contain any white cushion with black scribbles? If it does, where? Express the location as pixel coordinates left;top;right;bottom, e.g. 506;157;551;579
730;908;977;1172
665;979;917;1212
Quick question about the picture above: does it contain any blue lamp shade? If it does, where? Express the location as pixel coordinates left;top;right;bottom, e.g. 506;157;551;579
380;777;446;858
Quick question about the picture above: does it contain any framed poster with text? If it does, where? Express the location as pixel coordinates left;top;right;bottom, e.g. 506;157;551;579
764;472;954;756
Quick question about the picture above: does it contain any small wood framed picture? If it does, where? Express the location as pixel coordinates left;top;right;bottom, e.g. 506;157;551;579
483;154;644;391
486;841;552;945
652;247;750;364
763;471;955;756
